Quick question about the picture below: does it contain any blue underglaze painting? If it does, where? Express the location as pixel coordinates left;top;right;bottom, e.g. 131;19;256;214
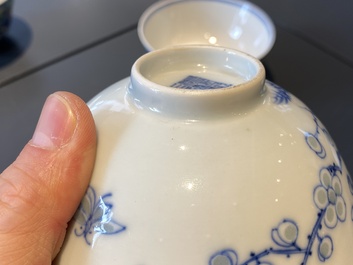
210;165;346;265
267;81;292;104
209;82;352;265
171;75;232;89
73;82;352;264
74;186;126;246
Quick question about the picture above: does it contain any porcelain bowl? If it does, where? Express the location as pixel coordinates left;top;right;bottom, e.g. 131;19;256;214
138;0;276;59
55;46;353;265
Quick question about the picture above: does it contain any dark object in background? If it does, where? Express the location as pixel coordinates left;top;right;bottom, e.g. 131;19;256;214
0;0;13;39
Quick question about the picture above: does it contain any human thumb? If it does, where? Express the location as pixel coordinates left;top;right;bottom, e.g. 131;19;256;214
0;92;97;264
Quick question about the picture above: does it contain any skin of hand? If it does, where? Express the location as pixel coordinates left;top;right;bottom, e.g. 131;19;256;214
0;92;97;264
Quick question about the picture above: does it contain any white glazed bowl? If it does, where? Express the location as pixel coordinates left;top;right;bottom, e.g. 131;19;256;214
138;0;276;59
55;46;353;265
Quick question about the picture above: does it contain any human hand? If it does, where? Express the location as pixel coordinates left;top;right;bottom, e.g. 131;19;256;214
0;92;97;264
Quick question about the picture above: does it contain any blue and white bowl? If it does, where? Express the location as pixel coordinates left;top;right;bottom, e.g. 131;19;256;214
55;46;353;264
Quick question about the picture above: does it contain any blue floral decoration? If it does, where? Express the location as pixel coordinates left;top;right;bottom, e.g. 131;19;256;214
268;81;292;105
74;186;126;246
209;89;353;265
73;81;353;264
209;163;345;264
209;249;238;265
313;166;346;228
171;75;232;89
303;108;330;159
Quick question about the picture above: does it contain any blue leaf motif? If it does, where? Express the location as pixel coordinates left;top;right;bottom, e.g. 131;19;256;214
74;186;126;246
267;81;291;104
347;174;353;195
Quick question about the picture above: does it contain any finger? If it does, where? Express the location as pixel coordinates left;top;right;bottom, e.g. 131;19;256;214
0;92;97;265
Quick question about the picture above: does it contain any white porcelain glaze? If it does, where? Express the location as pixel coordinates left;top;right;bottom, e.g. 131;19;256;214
55;46;353;265
138;0;276;59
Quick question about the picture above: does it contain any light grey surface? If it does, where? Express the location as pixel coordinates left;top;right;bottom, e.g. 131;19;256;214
0;0;157;85
252;0;353;66
0;29;147;171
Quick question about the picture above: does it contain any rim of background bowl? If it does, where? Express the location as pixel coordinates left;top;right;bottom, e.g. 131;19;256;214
138;0;276;59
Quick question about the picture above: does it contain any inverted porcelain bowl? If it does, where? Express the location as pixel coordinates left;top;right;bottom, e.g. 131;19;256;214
55;46;353;265
138;0;276;59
